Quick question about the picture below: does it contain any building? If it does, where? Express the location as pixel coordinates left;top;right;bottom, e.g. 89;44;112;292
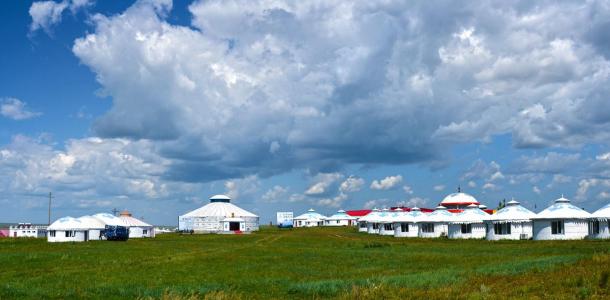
376;209;396;236
293;208;326;227
47;217;89;242
532;196;591;240
179;194;259;234
118;211;155;238
486;199;536;240
439;189;480;210
8;223;47;238
589;203;610;239
419;205;454;238
448;204;489;239
358;208;381;234
393;207;426;238
324;210;357;226
76;215;107;241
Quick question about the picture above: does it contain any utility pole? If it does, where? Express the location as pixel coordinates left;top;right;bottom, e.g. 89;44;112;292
48;192;54;226
112;208;119;216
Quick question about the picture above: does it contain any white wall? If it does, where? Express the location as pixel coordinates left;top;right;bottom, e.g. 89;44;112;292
47;230;87;243
9;227;46;238
324;219;354;226
358;222;368;232
419;222;448;238
128;226;155;238
486;222;533;240
366;223;379;234
588;220;610;239
182;216;259;233
533;219;589;240
393;222;419;238
378;223;394;236
448;223;486;239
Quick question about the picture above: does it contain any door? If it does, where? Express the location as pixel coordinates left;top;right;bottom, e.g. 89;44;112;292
84;231;89;241
229;222;240;231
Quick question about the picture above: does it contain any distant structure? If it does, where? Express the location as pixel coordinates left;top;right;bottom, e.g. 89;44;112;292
393;208;426;238
47;212;153;242
324;210;357;226
532;196;590;240
119;210;155;238
293;209;326;227
178;195;259;234
486;199;536;240
590;203;610;239
439;189;480;210
448;204;489;239
9;223;47;238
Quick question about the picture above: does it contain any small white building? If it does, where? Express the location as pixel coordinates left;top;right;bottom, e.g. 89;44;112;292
393;208;426;238
448;204;489;239
179;194;259;234
589;203;610;239
293;208;326;227
118;211;155;238
47;217;89;242
324;210;357;226
376;209;396;236
76;215;107;241
9;223;47;238
419;206;454;238
532;196;591;240
358;209;381;233
486;199;536;240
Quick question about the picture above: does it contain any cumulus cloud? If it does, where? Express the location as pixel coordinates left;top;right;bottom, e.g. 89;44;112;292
224;175;260;201
363;199;389;209
261;185;288;203
304;173;342;196
339;176;364;193
1;98;42;120
29;0;93;33
402;185;414;195
433;185;445;192
370;175;403;190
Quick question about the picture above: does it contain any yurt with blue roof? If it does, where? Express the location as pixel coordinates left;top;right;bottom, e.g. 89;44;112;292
486;199;536;240
589;202;610;239
324;209;357;226
358;208;380;233
293;208;326;227
448;204;489;239
532;196;590;240
393;207;426;238
376;208;396;236
419;205;453;238
47;217;89;242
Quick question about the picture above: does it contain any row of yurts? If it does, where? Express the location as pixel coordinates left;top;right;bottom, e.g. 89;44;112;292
292;191;610;240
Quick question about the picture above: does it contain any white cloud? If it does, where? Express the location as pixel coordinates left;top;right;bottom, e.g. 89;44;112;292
597;191;610;200
467;181;477;188
482;182;497;191
363;199;389;209
533;186;541;195
370;175;402;190
224;175;260;201
305;173;342;196
339;176;364;193
402;185;413;195
315;192;347;209
398;197;427;208
29;0;93;33
1;98;41;120
261;185;288;203
433;185;445;192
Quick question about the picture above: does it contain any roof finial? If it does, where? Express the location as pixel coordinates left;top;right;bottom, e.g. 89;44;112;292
457;185;461;193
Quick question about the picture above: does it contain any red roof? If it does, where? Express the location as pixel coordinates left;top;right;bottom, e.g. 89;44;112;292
346;210;372;217
448;209;495;214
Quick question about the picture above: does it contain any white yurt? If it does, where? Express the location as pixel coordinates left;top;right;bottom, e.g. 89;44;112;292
119;211;155;238
440;190;480;210
532;196;591;240
324;210;357;226
486;199;536;240
293;208;326;227
377;209;396;236
76;215;106;241
358;208;381;233
448;204;489;239
47;217;89;242
179;194;259;234
589;203;610;239
393;207;426;238
419;205;454;238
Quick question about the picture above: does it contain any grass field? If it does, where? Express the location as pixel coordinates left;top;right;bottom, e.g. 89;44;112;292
1;226;609;299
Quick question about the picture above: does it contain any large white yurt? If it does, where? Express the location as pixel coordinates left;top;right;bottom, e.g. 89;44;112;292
358;208;380;233
324;210;357;226
448;204;489;239
419;205;453;238
589;203;610;239
293;209;326;227
532;196;591;240
47;217;89;242
377;209;396;236
179;194;259;234
119;211;155;238
440;190;480;210
393;207;426;238
76;215;107;241
486;199;536;240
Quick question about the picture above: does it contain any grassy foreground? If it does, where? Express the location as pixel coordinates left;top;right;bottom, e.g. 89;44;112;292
1;226;609;299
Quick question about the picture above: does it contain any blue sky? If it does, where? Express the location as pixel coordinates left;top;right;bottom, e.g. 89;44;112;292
2;0;610;225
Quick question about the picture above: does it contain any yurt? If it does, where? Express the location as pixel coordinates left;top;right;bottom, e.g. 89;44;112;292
324;210;357;226
179;194;259;234
448;204;489;239
439;190;480;210
393;207;426;238
358;208;380;233
419;205;454;238
589;203;610;239
76;215;107;241
377;209;396;236
486;199;536;240
532;196;591;240
119;211;155;238
293;209;326;227
47;217;89;242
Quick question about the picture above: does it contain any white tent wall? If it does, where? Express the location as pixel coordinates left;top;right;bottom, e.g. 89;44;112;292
47;230;87;243
324;219;353;226
366;223;379;234
588;220;609;239
128;226;155;238
533;219;589;240
419;223;449;238
186;216;259;233
378;223;394;236
393;222;419;238
448;223;486;239
486;222;533;240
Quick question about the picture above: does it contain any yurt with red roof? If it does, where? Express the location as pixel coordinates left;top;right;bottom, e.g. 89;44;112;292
439;189;480;210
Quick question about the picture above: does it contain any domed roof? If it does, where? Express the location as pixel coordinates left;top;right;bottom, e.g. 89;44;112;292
440;192;480;206
181;195;258;219
591;203;610;220
76;216;106;229
393;207;427;223
293;208;326;221
427;206;455;222
533;196;591;219
92;213;129;226
489;199;536;223
326;209;357;221
48;216;87;231
450;204;489;224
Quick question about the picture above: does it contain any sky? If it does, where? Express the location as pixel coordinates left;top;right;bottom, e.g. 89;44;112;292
2;0;610;225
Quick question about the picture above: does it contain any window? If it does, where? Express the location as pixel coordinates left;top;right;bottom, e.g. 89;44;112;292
143;230;148;235
400;223;409;232
372;223;379;230
64;231;75;238
494;223;512;235
336;220;340;224
421;223;434;233
461;224;472;234
590;220;600;235
551;220;564;235
359;222;366;228
49;231;56;237
384;223;393;231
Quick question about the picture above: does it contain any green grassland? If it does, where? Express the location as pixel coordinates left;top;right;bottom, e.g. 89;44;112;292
1;226;609;299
